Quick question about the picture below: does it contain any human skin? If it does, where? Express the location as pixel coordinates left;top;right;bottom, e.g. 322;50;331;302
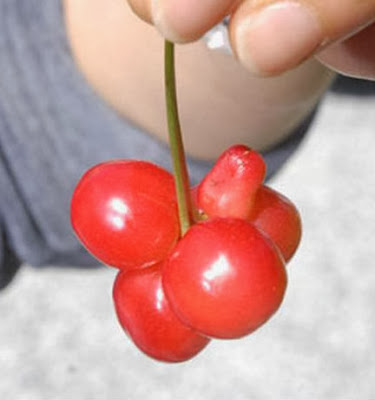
124;0;375;79
64;0;335;161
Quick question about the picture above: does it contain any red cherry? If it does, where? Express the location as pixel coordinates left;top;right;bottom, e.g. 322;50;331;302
250;186;302;262
163;218;287;339
113;264;210;363
196;145;266;219
71;160;179;269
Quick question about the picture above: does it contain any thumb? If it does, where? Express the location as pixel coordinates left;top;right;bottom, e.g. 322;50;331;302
228;0;375;76
127;0;237;42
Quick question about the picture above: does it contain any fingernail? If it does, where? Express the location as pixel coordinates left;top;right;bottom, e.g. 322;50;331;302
235;2;324;75
151;0;184;42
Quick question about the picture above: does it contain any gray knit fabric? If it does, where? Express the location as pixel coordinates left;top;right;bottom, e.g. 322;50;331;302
0;0;311;275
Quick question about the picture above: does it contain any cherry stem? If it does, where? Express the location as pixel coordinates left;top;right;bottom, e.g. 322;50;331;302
164;40;194;236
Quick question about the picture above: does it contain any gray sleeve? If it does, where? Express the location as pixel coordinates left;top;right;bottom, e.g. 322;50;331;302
0;228;21;290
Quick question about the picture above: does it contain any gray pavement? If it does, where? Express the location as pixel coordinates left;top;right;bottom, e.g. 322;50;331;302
1;82;375;399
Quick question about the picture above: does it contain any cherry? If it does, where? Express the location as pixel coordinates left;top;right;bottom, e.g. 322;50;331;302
250;185;302;262
194;145;301;262
113;264;210;362
196;145;266;219
162;218;287;339
71;160;179;269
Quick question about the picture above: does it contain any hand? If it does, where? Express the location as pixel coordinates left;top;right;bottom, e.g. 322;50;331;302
126;0;375;79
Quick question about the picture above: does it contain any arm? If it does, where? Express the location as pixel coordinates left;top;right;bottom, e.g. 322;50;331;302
64;0;336;161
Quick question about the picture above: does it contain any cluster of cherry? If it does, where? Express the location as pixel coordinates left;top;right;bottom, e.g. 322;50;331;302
71;145;301;363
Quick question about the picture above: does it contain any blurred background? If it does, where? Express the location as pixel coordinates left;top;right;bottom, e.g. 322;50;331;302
1;76;375;399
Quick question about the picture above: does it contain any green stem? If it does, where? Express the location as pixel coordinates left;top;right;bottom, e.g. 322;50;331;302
164;40;193;236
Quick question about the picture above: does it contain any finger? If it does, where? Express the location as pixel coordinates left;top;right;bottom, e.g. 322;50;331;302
228;0;375;76
316;22;375;80
127;0;153;23
150;0;236;42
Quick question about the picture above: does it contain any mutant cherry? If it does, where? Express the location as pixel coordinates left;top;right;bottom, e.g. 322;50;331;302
196;145;266;220
250;185;302;262
194;145;301;262
113;264;210;362
162;218;287;339
71;160;180;269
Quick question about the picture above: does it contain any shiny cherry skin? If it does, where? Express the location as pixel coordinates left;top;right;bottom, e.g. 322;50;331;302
71;160;179;269
113;264;210;363
196;145;266;219
250;185;302;262
163;218;287;339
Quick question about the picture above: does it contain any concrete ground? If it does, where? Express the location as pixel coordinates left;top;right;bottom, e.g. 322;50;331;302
1;77;375;399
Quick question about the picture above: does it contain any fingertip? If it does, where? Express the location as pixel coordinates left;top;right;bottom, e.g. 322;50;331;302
127;0;153;24
151;0;189;42
151;0;235;43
